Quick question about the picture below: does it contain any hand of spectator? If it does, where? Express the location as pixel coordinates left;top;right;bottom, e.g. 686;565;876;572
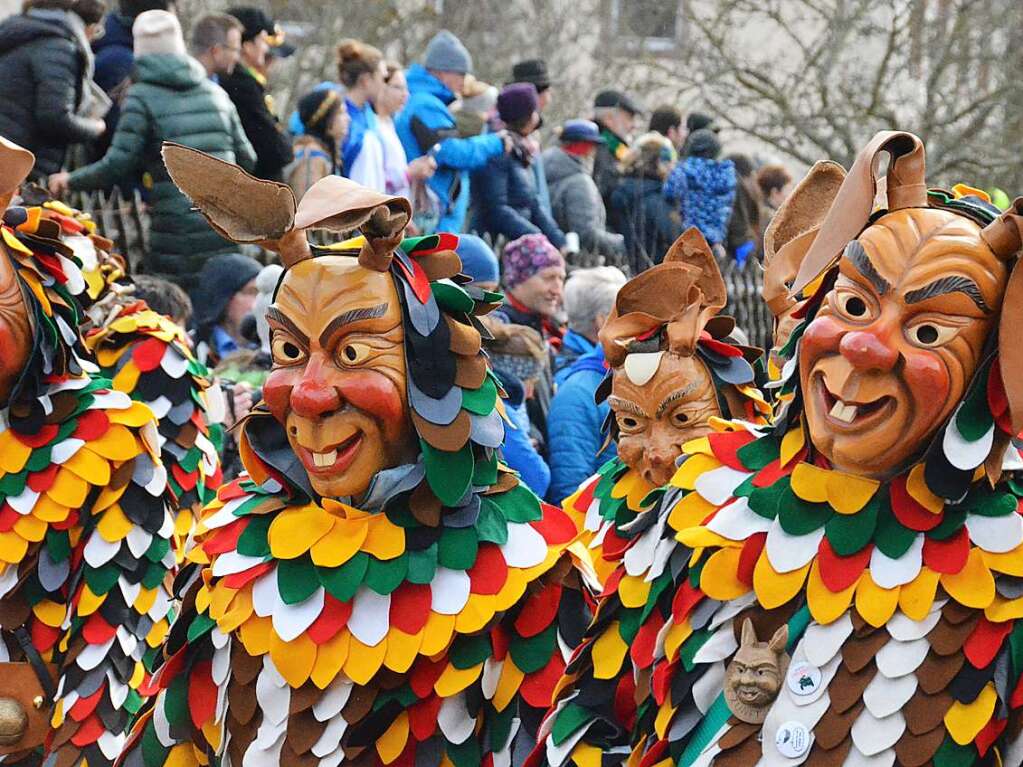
48;172;70;197
408;155;437;181
86;117;107;136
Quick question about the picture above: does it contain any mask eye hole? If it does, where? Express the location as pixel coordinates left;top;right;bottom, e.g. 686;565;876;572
839;294;867;318
908;322;957;348
338;342;372;366
271;335;307;365
670;411;689;428
615;413;644;434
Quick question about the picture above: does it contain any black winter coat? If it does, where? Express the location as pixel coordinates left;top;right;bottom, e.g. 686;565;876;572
610;175;683;273
0;13;104;177
220;66;293;181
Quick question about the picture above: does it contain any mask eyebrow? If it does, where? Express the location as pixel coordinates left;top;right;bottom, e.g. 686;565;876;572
266;307;309;345
656;383;697;417
318;303;390;347
607;396;650;420
845;240;891;295
904;275;990;313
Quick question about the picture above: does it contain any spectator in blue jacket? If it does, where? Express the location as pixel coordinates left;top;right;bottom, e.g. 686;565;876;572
663;127;736;248
395;30;509;232
472;83;566;248
547;266;625;503
454;233;499;290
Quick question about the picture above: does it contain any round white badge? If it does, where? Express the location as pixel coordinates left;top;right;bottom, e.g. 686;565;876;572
787;662;823;697
775;721;812;759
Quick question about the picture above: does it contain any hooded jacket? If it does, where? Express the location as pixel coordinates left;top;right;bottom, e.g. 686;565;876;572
395;64;504;233
544;146;625;259
68;54;256;289
0;12;104;176
665;156;737;246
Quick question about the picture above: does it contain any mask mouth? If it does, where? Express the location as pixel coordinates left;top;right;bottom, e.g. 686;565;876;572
815;374;894;429
294;429;363;476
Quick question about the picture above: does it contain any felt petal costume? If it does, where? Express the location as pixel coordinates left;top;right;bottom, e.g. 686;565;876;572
535;132;1023;766
120;146;588;767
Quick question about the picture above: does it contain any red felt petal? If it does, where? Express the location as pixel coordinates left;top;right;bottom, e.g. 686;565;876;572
529;503;578;544
73;410;110;442
737;532;766;586
82;613;117;645
28;464;59;493
172;462;199;492
614;671;638;732
753;459;789;488
467;544;507;596
700;338;742;358
964;617;1013;670
203;519;247;556
989;360;1012;433
188;660;217;729
16;423;58;448
36;253;67;285
408;694;443;741
890;475;942;532
0;505;18;533
629;610;664;669
519;653;566;708
407;259;432;305
30;619;59;653
817;537;872;593
490;623;510;661
69;686;104;722
52;510;79;532
217;481;249;502
975;716;1007;757
307;592;352;645
651;657;676;706
638;737;668;767
601;528;632;560
707;430;756;471
574;475;601;513
922;527;969;574
408;656;445;700
132;337;168;373
221;561;273;590
1011;674;1023;709
599;567;625;599
671;580;704;623
514;582;562;638
389;583;431;634
70;713;105;746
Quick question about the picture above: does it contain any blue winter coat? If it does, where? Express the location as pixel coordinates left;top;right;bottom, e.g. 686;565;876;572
496;372;551;497
553;330;597;385
471;150;565;248
395;64;504;232
664;157;736;246
546;344;616;504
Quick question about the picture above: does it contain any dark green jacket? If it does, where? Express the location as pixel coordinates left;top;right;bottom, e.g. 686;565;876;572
68;54;256;288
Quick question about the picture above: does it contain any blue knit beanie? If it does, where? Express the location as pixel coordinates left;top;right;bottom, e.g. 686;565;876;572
423;30;473;75
455;234;499;285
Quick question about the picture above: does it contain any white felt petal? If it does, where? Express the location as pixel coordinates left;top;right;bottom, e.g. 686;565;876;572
312;677;352;723
160;347;189;378
502;522;548;568
886;610;941;642
481;657;502;700
545;717;595;767
313;717;348;757
760;691;829;766
691;661;726;714
317;745;347;767
255;659;290;725
116;625;138;657
863;672;917;719
212;641;232;686
624;511;667;577
243;731;283;767
692;625;738;664
765;520;824;574
875;637;929;678
148;396;172;420
966;512;1023;554
212;550;269;577
7;486;39;515
254;718;286;750
623;352;663;386
707;593;758;632
145;463;168;497
430;567;471;615
106;670;129;709
645;535;676;583
153;697;172;746
706;497;771;540
251;571;280;618
51;438;84;464
841;746;896;767
84;533;119;568
272;587;325;643
694;465;751;506
943;420;994;471
869;534;923;589
348;586;391;646
850;710;906;756
77;637;115;671
0;566;18;601
97;731;125;760
126;525;153;558
204;496;251;529
90;391;134;411
438;693;475;744
802;613;853;668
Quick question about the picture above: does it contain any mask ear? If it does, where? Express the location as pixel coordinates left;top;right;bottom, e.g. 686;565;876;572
762;161;845;318
739;618;757;648
792;131;927;294
663;227;726;311
0;137;35;210
767;625;788;655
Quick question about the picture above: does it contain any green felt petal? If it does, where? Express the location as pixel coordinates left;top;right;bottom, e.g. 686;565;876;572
364;553;408;595
187;612;216;643
422;440;474;508
476;500;509;545
825;495;879;556
461;377;498;415
438;527;479;570
450;633;491;670
551;702;592;746
736;436;780;470
318;553;369;603
236;515;271;557
406;544;438;585
508;622;557;674
278;556;320;604
498;484;544;523
777;487;829;536
874;504;917;558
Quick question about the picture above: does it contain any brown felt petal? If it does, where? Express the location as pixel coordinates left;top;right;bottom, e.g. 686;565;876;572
229;679;258;725
916;650;964;696
841;630;889;672
792;131;927;295
904;689;953;734
999;263;1023;433
0;591;31;630
484;470;520;496
711;733;762;766
804;739;852;767
941;600;975;625
717;722;760;750
895;724;947;767
45;392;79;424
829;661;876;714
928;615;978;656
454;354;488;390
177;421;198;449
410;480;441;526
227;716;258;767
280;743;319;767
232;645;264;685
49;719;78;750
289;684;322;715
284;709;325;755
814;700;863;750
412;409;471;452
418;250;462;281
342;685;377;724
447;318;482;356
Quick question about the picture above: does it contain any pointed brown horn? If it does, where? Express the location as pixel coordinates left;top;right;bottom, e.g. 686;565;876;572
983;198;1023;434
791;131;927;294
980;197;1023;261
161;142;303;263
663;227;726;310
0;137;35;210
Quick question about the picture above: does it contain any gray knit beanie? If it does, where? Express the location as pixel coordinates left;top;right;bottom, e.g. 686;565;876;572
423;30;473;75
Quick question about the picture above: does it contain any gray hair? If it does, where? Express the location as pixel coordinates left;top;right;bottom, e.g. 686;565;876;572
190;12;242;56
564;266;627;336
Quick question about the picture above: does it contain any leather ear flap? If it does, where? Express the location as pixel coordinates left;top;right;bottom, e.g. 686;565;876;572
0;137;35;210
162;142;298;251
739;618;756;647
663;227;726;310
999;262;1023;434
792;131;927;295
767;625;789;654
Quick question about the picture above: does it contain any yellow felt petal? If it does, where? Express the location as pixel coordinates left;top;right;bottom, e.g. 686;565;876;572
493;657;525;712
194;585;212;614
362;514;405;560
676;528;737;550
48;468;90;508
434;661;484;697
129;661;145;689
165;742;199;767
592;622;629;680
134;587;158;615
219;587;254;634
663;619;692;662
383;628;423;673
201;721;222;754
790;463;828;503
310;517;369;567
753;555;810;610
93;483;127;514
271;631;317;687
827;473;879;515
855;576;899;627
941;548;995;608
906;464;943;514
626;474;655;510
32;495;70;523
420;612;456;657
985;595;1023;623
310;630;350;689
13;514;46;543
147;617;170;648
2;227;32;255
654;699;676;740
63;448;112;486
699;547;750;601
112;362;141;394
779;422;805;466
208;583;236;621
618;575;652;608
344;637;386;685
377;711;410;765
670;454;721;489
0;531;28;564
983;546;1023;577
33;600;65;628
806;560;858;625
945;683;996;745
571;743;603;767
610;471;639;500
667;491;716;533
107;401;157;428
77;583;104;616
454;593;496;634
0;433;30;474
268;504;334;559
238;615;272;656
97;504;133;542
88;424;142;461
494;568;528;613
682;437;713;457
898;568;941;621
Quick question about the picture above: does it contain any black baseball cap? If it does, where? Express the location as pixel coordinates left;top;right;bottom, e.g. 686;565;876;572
594;89;643;116
510;59;551;91
227;6;294;56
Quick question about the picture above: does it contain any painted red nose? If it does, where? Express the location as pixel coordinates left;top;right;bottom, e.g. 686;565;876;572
839;330;898;372
291;357;343;418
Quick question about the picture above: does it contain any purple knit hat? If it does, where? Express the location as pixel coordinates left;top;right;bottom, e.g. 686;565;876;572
497;82;539;125
502;234;563;289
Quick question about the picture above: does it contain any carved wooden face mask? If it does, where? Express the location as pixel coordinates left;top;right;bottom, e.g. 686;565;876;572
0;251;30;407
262;256;414;498
723;619;789;725
798;208;1006;478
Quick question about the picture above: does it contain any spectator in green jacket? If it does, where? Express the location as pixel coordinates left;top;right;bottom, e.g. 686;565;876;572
50;10;255;292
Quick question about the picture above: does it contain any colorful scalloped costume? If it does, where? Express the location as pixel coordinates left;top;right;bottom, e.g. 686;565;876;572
0;146;177;767
119;150;588;767
534;134;1023;767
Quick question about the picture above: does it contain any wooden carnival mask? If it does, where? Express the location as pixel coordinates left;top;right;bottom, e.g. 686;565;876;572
791;132;1023;479
0;139;37;407
599;229;752;487
723;619;789;725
